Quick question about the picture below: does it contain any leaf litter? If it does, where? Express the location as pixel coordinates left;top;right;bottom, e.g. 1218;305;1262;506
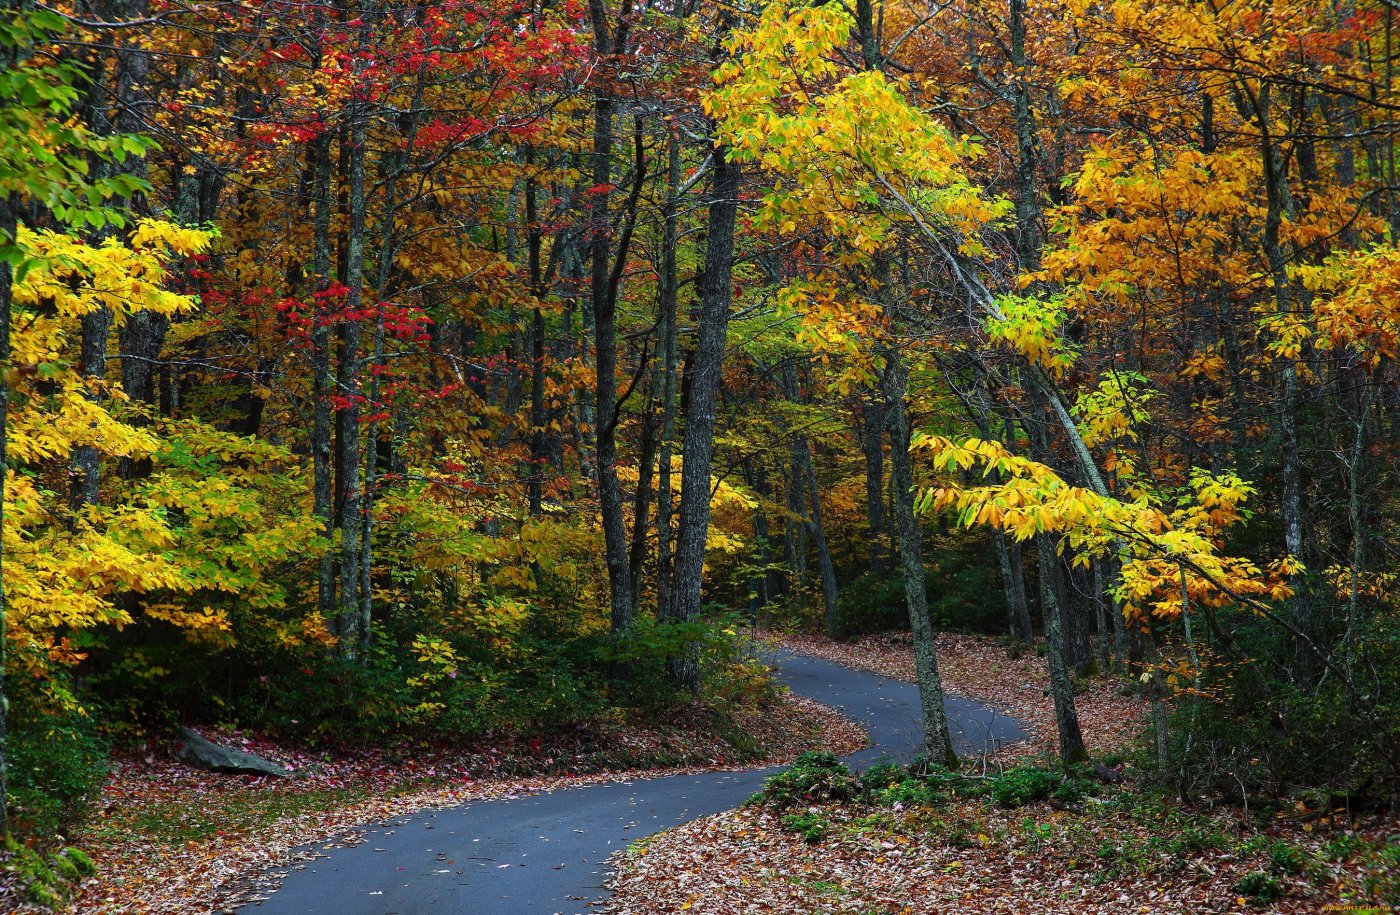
50;691;864;914
605;633;1398;914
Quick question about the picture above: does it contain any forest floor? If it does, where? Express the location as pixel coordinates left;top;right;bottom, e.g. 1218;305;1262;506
606;632;1400;914
8;692;863;914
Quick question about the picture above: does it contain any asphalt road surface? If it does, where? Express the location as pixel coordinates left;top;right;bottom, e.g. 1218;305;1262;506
255;649;1025;914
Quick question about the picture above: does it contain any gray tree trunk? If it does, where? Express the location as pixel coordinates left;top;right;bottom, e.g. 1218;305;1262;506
995;532;1033;643
654;134;682;617
881;353;956;765
309;78;337;624
335;96;369;655
1036;534;1089;764
860;394;889;575
796;437;839;634
586;41;634;632
668;143;740;690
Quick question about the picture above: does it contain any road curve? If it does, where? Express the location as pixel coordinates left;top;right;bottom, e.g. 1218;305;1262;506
254;649;1025;915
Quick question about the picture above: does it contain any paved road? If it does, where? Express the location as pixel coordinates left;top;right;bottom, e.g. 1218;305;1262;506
255;650;1024;915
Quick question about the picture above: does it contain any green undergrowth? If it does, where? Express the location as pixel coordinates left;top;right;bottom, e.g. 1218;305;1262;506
0;837;96;909
751;751;1400;910
751;750;1101;813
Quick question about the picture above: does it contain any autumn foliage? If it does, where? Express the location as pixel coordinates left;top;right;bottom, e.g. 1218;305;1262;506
0;0;1398;862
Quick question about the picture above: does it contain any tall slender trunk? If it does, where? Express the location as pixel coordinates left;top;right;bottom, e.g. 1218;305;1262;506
361;84;419;646
654;134;682;617
587;25;634;631
628;396;657;609
881;352;956;765
71;306;112;510
1022;391;1088;763
860;394;888;575
112;0;158;480
1093;559;1111;669
526;149;547;518
1008;0;1041;270
668;142;740;690
1062;555;1095;675
787;443;809;584
336;94;368;655
795;437;839;633
750;462;782;604
986;410;1032;643
995;532;1032;643
310;99;337;623
71;14;124;510
1036;534;1089;764
1253;84;1311;670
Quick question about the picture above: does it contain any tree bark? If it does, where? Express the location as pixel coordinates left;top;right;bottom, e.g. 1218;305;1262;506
586;10;635;630
309;73;337;625
995;531;1033;643
668;142;740;690
335;96;368;655
628;394;657;609
1036;533;1089;764
860;393;889;575
880;352;956;765
654;133;682;618
796;437;839;633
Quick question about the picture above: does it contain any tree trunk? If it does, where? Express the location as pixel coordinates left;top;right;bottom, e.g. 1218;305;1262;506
860;393;888;575
654;133;682;617
526;148;547;518
1008;0;1041;270
628;395;657;609
1036;534;1089;764
309;95;337;624
1062;554;1095;675
1253;83;1312;676
881;352;956;765
668;142;740;690
995;532;1033;643
71;307;112;510
796;437;839;634
335;97;368;655
587;59;634;632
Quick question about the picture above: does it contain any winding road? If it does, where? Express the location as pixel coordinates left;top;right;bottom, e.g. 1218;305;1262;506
255;650;1025;914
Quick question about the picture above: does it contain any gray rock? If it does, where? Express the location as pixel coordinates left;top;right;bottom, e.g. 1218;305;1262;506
174;727;292;778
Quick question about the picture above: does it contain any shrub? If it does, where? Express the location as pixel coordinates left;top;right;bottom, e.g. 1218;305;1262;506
1268;839;1305;875
991;766;1059;807
833;574;909;638
988;764;1095;808
0;837;94;910
1359;837;1400;905
7;678;109;841
831;537;1004;639
756;751;859;810
872;775;946;809
780;811;830;842
1160;609;1400;803
1234;870;1284;905
859;762;909;795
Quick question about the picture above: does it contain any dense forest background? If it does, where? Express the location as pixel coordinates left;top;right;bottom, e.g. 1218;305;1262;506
0;0;1398;870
